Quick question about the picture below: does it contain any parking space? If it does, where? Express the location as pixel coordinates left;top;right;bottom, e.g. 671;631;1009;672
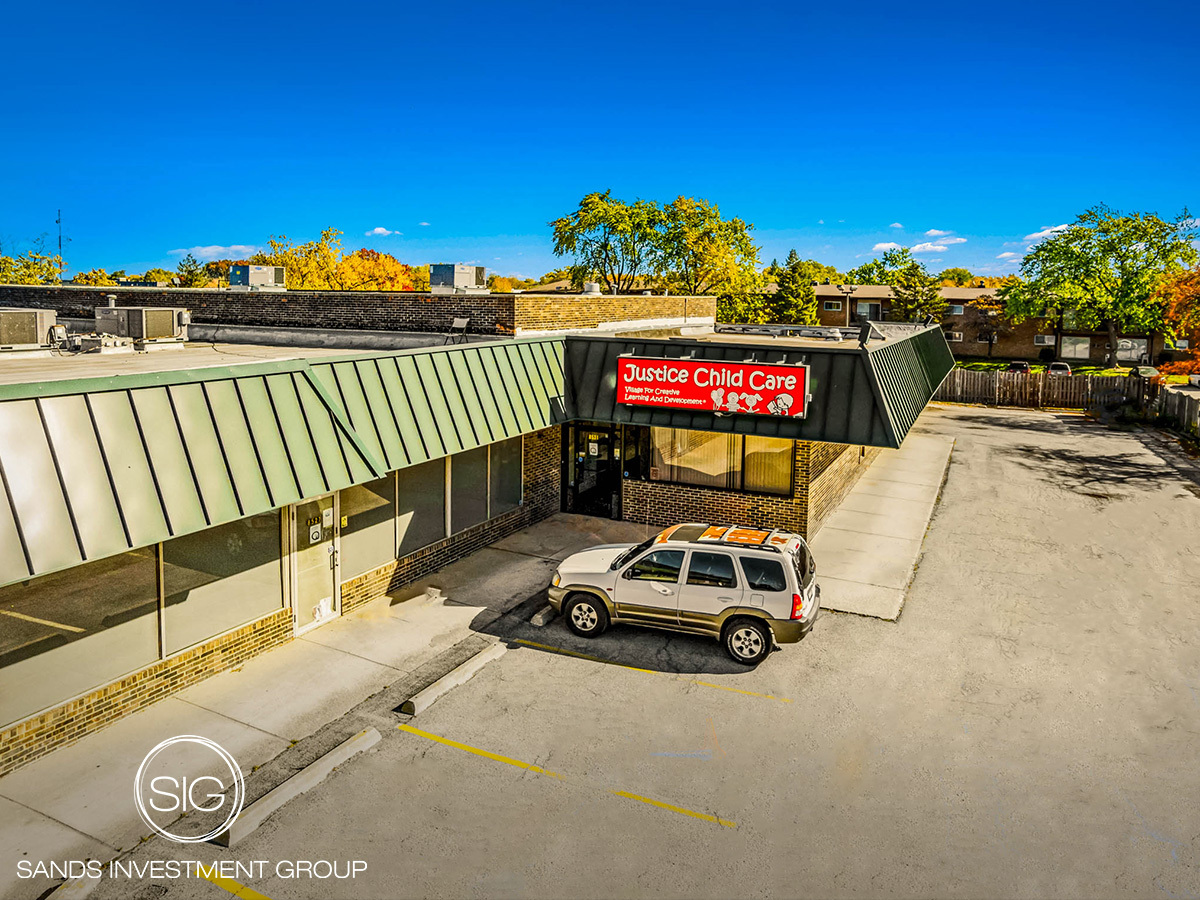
81;405;1200;900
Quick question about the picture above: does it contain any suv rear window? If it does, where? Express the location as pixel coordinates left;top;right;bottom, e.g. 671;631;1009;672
739;557;787;592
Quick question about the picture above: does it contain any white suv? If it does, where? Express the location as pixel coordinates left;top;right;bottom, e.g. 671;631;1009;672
548;523;820;665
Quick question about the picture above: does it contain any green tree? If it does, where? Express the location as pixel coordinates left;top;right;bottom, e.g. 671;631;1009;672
141;268;177;284
886;249;945;321
846;257;890;285
550;191;664;294
1005;205;1198;366
772;249;819;325
938;266;974;286
659;196;760;296
176;253;207;287
961;294;1014;357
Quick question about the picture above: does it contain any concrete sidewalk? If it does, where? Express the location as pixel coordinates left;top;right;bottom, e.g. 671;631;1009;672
0;514;650;900
809;432;954;620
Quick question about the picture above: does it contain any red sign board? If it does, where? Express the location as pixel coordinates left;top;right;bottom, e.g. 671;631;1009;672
616;357;809;418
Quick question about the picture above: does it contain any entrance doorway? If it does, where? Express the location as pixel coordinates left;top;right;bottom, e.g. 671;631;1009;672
293;493;341;632
567;424;621;518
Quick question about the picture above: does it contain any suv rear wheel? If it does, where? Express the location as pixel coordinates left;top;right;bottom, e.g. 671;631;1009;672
565;593;609;638
723;618;771;665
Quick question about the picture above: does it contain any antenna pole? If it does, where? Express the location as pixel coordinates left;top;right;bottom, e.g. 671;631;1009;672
56;209;63;276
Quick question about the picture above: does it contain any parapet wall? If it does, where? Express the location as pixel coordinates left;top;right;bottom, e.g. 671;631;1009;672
0;285;715;337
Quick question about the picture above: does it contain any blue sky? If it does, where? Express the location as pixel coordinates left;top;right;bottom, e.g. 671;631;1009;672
2;0;1196;280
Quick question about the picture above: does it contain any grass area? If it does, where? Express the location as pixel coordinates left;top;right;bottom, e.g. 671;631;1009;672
954;358;1128;376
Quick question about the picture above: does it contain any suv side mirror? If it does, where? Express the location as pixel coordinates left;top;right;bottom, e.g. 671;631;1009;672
621;568;633;580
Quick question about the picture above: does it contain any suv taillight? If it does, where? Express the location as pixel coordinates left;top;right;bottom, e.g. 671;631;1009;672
791;593;804;620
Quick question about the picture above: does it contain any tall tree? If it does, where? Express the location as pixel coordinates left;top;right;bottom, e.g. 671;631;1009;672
550;191;664;294
659;196;759;296
1159;266;1200;346
1005;205;1197;366
0;250;62;285
772;249;819;325
73;268;117;286
251;228;345;289
938;267;974;286
176;253;207;287
881;248;944;321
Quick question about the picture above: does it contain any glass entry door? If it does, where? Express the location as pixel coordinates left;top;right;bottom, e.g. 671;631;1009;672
568;425;621;518
294;494;340;632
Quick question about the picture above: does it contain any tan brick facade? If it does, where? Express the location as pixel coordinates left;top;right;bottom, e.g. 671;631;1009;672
341;427;562;614
620;440;876;539
0;609;293;777
513;294;715;333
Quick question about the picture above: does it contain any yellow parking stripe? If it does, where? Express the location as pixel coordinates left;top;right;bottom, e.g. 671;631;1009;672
610;790;737;828
398;724;562;779
397;724;736;829
511;638;791;703
0;609;85;632
200;869;274;900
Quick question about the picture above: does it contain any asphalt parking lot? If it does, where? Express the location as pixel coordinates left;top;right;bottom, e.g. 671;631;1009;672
86;405;1200;900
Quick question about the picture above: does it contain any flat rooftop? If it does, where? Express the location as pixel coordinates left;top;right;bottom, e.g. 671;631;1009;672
0;343;361;386
661;322;923;350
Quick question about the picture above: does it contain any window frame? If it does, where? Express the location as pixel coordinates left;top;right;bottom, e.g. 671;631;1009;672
685;551;739;589
947;304;965;316
648;428;793;497
946;332;963;342
1033;334;1055;346
823;300;842;311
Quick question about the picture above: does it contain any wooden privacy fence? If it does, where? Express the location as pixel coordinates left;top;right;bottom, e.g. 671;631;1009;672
933;369;1157;409
1157;389;1200;437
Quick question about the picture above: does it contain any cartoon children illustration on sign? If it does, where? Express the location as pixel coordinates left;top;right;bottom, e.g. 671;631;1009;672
767;392;794;415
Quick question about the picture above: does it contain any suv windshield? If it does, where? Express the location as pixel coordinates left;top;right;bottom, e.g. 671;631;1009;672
609;537;655;571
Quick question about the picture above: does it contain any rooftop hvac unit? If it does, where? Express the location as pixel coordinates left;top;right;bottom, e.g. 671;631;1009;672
229;264;286;290
95;307;190;342
430;264;487;293
0;308;58;348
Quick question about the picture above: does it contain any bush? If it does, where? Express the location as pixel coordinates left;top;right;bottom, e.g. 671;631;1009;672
1037;347;1056;362
1157;354;1200;376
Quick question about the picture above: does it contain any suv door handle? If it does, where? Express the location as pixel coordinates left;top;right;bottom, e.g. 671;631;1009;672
653;584;674;596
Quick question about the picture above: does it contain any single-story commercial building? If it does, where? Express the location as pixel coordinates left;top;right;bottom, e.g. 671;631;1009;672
0;316;950;775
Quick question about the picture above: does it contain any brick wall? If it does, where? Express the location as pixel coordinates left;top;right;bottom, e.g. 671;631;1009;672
513;293;715;333
340;426;562;613
619;439;879;539
0;609;292;777
0;284;712;338
621;442;812;536
806;443;882;536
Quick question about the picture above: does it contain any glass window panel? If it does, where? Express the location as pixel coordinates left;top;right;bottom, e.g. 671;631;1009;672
0;550;158;728
163;512;282;655
397;458;446;555
451;447;488;533
340;475;396;580
739;557;787;593
489;438;523;517
686;552;738;588
650;428;741;489
628;550;685;583
743;436;794;495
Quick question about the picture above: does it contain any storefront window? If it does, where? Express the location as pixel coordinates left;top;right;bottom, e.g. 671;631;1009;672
163;513;283;655
489;438;523;517
0;550;159;729
340;475;396;580
650;428;792;496
451;447;489;533
397;458;446;554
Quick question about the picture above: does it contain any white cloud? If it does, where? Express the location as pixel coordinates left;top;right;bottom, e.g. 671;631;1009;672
817;219;825;225
418;221;431;227
925;228;952;237
940;237;967;245
1024;224;1069;241
996;251;1021;259
365;227;401;237
872;242;902;252
911;242;947;253
168;244;258;260
890;222;903;229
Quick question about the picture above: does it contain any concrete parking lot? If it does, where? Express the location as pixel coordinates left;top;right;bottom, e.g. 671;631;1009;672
81;406;1200;899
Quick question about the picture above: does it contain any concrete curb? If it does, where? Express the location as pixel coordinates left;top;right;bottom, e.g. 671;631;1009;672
215;727;381;848
399;642;506;715
530;604;557;627
48;874;102;898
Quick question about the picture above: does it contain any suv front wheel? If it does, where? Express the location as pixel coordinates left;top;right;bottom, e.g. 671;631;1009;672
723;618;772;665
565;593;609;638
